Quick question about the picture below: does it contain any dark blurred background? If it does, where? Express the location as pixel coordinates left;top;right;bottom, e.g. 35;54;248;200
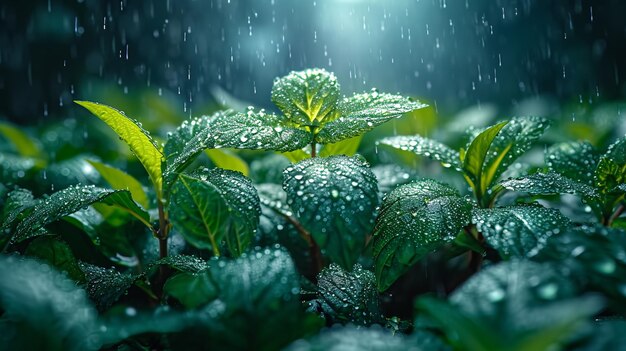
1;0;625;123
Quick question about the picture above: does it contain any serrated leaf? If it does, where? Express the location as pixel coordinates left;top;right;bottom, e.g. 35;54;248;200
0;121;42;158
500;172;599;199
546;141;599;185
79;262;136;311
25;236;85;282
462;121;508;194
169;168;260;256
480;116;549;192
271;68;341;126
14;185;151;243
75;101;163;196
319;135;362;157
418;260;603;351
311;263;383;326
283;155;379;269
472;205;571;258
285;325;429;351
377;135;461;170
87;160;149;209
316;91;427;144
372;180;471;291
0;256;100;351
205;148;249;176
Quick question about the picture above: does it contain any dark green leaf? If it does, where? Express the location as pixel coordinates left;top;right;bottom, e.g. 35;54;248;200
80;262;136;311
500;172;599;199
40;156;101;191
0;256;100;351
377;135;461;170
250;153;291;184
546;141;599;185
164;270;218;309
25;236;85;282
372;180;471;291
271;68;341;127
0;152;40;183
472;205;571;258
283;155;379;269
311;263;383;326
371;164;419;196
570;320;626;351
153;254;209;273
169;168;260;256
316;91;427;144
0;187;36;232
15;185;151;243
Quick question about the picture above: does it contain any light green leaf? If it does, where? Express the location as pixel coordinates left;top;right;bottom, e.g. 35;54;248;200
283;155;379;269
271;68;341;126
87;160;149;209
462;121;508;194
472;205;571;258
595;136;626;194
546;141;599;185
75;101;163;196
14;185;151;243
169;168;260;256
0;121;42;158
316;91;428;144
500;172;599;199
312;263;383;326
371;180;471;291
281;149;311;163
319;135;362;157
377;135;461;170
205;148;249;176
0;256;100;351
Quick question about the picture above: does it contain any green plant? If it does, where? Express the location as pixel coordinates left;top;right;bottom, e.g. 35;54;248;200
1;68;626;350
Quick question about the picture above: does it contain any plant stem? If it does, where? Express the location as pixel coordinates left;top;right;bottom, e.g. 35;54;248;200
283;214;324;277
608;203;625;227
157;199;169;259
310;129;317;158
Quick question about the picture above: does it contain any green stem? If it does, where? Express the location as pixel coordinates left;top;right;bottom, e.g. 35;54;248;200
157;199;169;259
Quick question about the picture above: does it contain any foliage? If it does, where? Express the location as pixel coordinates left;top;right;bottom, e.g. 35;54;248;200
0;68;625;350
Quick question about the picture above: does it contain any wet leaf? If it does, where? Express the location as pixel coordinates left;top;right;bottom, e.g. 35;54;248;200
0;256;100;351
546;141;599;185
87;160;149;209
39;156;101;191
371;164;419;196
250;153;291;184
377;134;461;170
75;101;163;196
14;185;151;243
500;172;599;199
153;254;209;273
462;121;508;194
80;262;136;311
595;136;626;194
283;155;379;269
418;260;603;351
25;236;85;282
271;68;341;127
372;180;471;291
311;263;383;326
169;168;260;256
0;187;36;232
205;148;249;176
316;91;427;144
472;205;571;258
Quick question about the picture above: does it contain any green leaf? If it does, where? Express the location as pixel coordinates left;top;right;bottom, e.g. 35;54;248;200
0;187;36;232
164;270;218;309
371;180;471;291
14;185;151;243
0;152;40;183
39;155;101;190
281;148;311;164
311;263;383;326
25;236;85;282
546;141;599;185
205;148;250;176
472;205;571;258
169;168;260;256
319;135;362;157
87;159;150;209
377;135;461;170
479;116;550;192
462;121;508;194
79;262;136;311
271;68;341;127
0;256;100;351
371;164;419;196
75;101;164;196
316;91;428;144
570;320;626;351
152;254;209;273
250;153;291;184
285;326;436;351
500;172;599;199
283;155;379;269
0;121;42;158
419;260;602;351
595;136;626;194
